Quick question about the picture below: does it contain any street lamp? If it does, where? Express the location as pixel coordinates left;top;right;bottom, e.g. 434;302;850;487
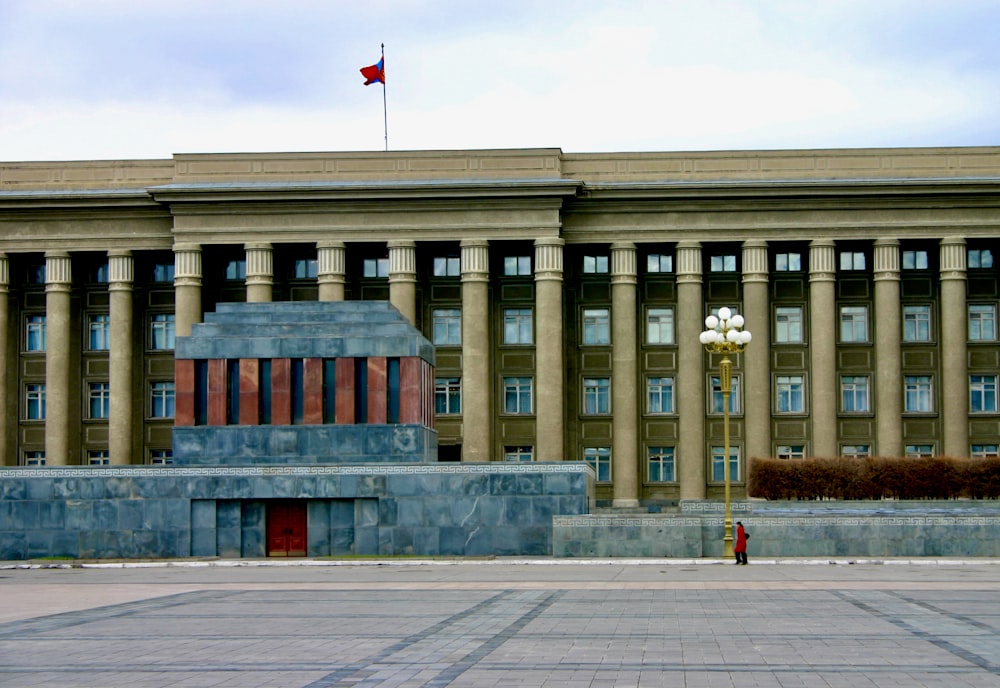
699;306;752;559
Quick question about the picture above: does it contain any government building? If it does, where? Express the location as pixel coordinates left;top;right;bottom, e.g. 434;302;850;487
1;146;998;507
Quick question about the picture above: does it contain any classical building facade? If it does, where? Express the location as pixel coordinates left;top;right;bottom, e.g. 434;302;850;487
1;146;998;506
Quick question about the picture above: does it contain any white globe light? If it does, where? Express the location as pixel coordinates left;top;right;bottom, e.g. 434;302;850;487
740;331;752;344
699;331;714;344
718;307;732;321
730;314;744;328
704;315;719;329
716;332;726;344
726;329;740;343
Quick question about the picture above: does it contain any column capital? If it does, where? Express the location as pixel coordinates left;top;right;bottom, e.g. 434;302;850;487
0;253;8;292
534;237;564;282
873;238;900;282
108;250;134;291
461;239;490;283
388;240;417;283
809;240;836;283
45;251;72;292
244;242;274;287
174;243;203;287
939;236;967;281
611;242;637;285
317;241;346;285
741;240;769;283
676;241;702;284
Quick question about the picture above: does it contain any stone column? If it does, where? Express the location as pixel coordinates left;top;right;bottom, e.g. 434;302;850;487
742;240;770;464
317;241;346;301
611;242;640;506
534;238;565;462
388;240;417;325
108;251;134;465
809;240;838;458
461;239;491;462
174;243;202;338
244;242;273;303
0;254;8;466
940;237;968;457
45;251;73;465
874;238;902;457
676;241;706;499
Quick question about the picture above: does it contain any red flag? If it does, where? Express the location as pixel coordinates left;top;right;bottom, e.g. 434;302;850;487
360;58;385;86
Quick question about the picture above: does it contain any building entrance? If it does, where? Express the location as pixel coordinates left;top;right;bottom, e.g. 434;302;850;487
266;501;307;557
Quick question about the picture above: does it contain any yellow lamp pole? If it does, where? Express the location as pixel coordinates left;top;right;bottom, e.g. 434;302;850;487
700;307;751;559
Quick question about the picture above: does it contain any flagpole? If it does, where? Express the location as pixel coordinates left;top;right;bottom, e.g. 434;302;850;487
381;43;388;151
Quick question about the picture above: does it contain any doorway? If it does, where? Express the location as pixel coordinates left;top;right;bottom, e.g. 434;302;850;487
266;501;307;557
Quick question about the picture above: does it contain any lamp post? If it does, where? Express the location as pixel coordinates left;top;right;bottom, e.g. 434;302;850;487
699;307;751;559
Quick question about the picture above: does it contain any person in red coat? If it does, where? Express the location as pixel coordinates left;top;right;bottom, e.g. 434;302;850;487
734;521;748;565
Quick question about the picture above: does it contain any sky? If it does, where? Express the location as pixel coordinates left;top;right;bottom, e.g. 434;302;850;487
2;0;1000;161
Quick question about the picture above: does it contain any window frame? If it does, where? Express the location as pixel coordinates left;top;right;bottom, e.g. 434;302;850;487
646;376;675;415
647;446;676;483
150;381;176;419
502;307;533;345
839;305;869;343
25;314;46;352
774;305;804;344
968;304;997;342
432;308;462;346
646;253;673;273
582;377;611;415
149;313;176;351
433;256;460;277
584;446;612;482
582;255;609;274
775;375;805;414
582;308;611;345
88;313;110;351
646;307;675;345
775;252;802;272
840;375;871;413
903;375;934;413
902;304;932;342
503;256;531;276
434;377;462;415
710;446;741;482
503;446;534;462
970;374;998;414
25;383;46;420
502;376;533;415
88;382;110;419
710;374;742;415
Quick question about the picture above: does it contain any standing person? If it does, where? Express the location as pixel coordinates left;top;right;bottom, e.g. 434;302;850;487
734;521;748;565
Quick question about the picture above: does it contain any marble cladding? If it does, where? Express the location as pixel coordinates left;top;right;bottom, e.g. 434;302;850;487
0;463;595;560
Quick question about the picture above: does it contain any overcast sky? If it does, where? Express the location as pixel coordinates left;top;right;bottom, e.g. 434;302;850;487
2;0;999;161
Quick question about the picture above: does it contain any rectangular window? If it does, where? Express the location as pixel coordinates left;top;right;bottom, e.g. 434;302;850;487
711;446;740;482
841;376;870;413
435;377;462;415
902;250;929;270
503;446;533;462
777;445;805;460
503;377;533;414
775;252;802;271
970;375;998;413
25;315;46;351
710;376;740;414
646;307;674;345
969;304;997;341
503;308;533;345
905;444;935;458
26;384;46;420
260;359;272;425
839;305;868;342
839;251;866;270
969;249;994;269
646;254;673;273
503;256;531;276
89;382;110;419
149;449;173;465
584;446;612;482
972;444;1000;458
225;259;246;280
88;314;110;351
152;262;174;283
903;305;931;342
647;376;674;414
150;313;176;350
363;257;389;278
775;306;803;343
294;259;318;279
710;255;736;272
647;447;676;482
775;375;804;413
433;256;460;277
87;450;110;466
151;382;175;419
582;308;610;345
841;445;871;458
22;451;45;466
583;377;611;415
904;375;933;413
432;308;462;345
583;255;609;273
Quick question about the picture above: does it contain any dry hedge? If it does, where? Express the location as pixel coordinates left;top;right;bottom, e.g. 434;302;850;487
747;455;1000;501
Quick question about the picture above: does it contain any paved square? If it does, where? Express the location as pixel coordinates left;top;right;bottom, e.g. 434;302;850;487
1;560;999;687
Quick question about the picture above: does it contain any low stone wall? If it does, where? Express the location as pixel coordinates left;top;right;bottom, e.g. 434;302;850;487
553;501;1000;558
0;463;594;560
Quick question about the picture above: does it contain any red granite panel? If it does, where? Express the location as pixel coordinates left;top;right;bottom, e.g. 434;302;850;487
303;358;324;425
206;359;227;426
424;360;435;428
367;357;387;424
399;357;421;424
174;359;195;426
239;359;259;425
335;358;355;424
271;358;292;425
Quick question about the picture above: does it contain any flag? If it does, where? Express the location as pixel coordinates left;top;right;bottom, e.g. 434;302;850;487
360;58;385;86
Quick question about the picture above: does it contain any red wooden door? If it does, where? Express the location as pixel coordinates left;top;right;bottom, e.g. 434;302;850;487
267;501;307;557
